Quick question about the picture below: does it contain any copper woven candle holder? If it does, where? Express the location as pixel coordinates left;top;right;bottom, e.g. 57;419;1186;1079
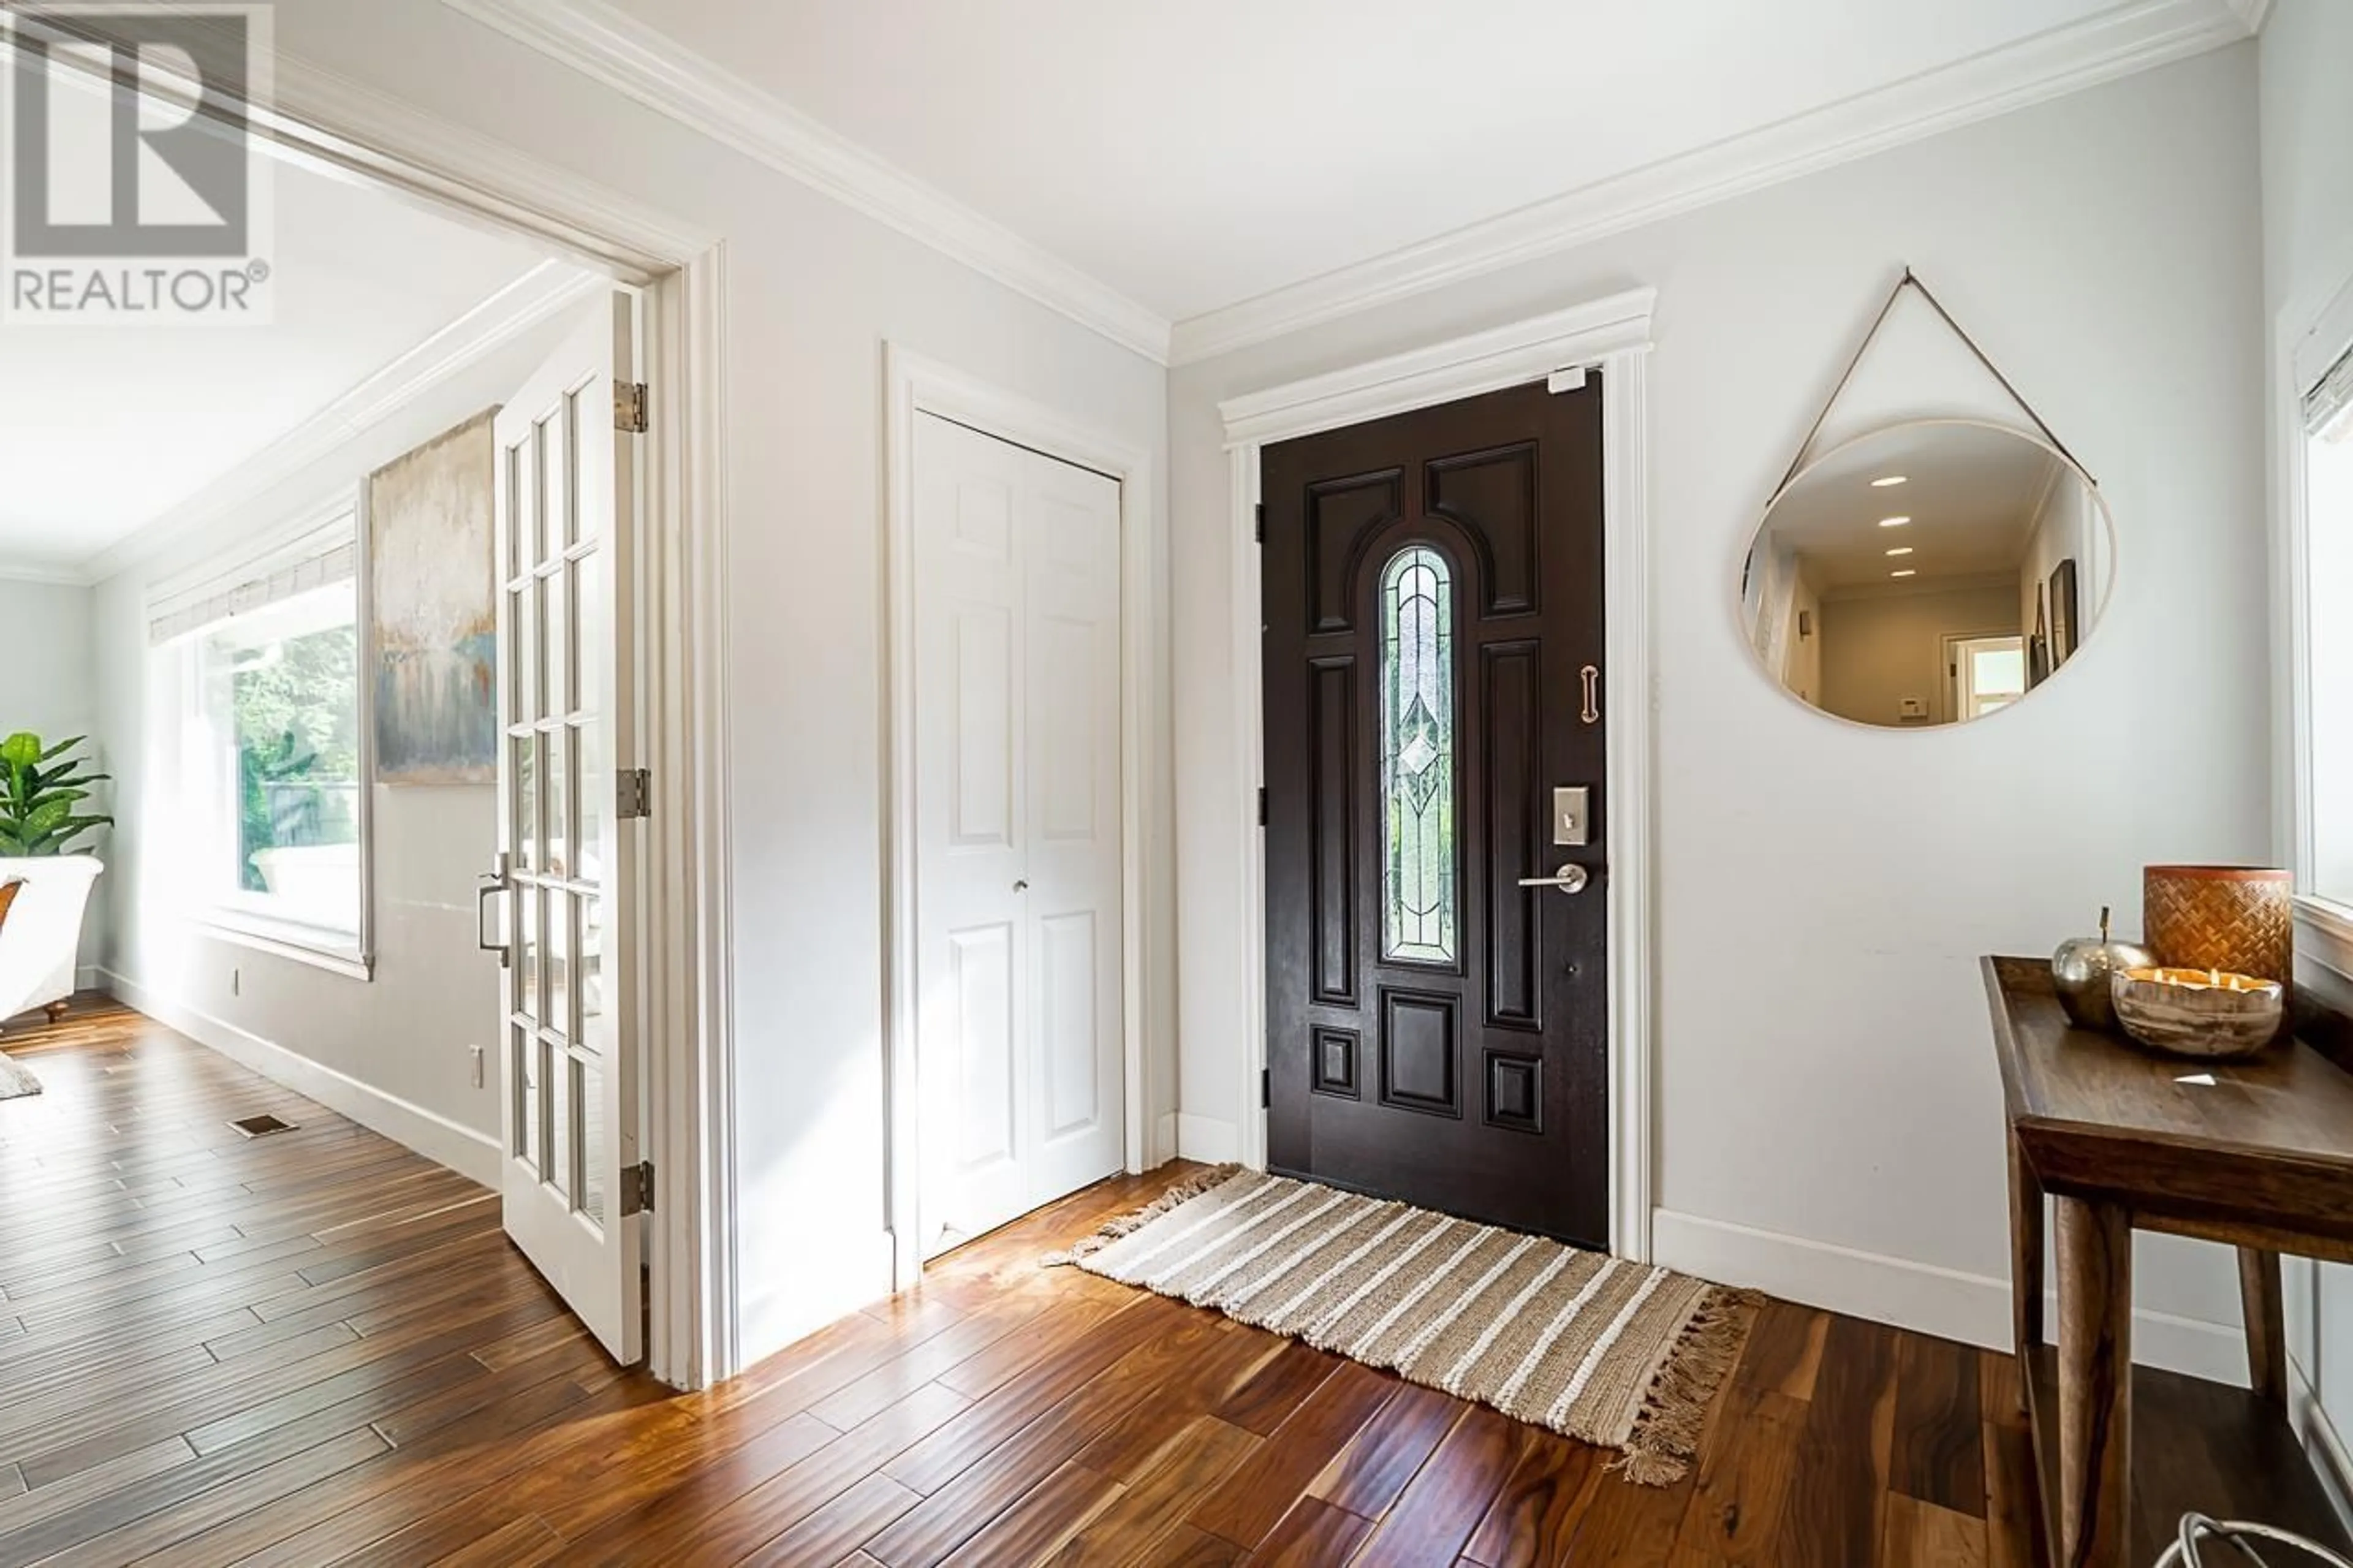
2142;865;2292;988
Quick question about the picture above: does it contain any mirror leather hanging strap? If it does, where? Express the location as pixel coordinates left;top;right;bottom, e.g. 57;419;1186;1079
1771;267;2094;504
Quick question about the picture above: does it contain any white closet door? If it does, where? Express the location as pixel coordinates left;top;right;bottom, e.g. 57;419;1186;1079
913;412;1123;1258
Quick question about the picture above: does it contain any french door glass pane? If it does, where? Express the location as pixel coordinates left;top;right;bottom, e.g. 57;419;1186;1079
512;1024;539;1172
579;896;604;1044
504;445;526;582
534;413;559;567
547;888;574;1039
532;575;551;721
516;886;540;1021
580;1059;606;1225
1379;545;1458;964
508;587;534;737
578;720;602;890
547;728;570;879
547;1043;572;1200
546;563;570;721
561;390;583;548
513;732;538;873
575;550;602;717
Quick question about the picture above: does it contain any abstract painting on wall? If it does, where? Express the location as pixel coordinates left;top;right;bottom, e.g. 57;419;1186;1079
369;409;498;784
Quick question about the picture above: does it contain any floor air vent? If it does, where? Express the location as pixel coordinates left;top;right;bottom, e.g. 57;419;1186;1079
229;1113;297;1138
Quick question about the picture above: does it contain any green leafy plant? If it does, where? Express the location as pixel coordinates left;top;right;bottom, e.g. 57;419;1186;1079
0;733;112;857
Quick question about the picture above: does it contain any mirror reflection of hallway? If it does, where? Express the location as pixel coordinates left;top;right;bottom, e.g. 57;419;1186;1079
1742;420;2112;728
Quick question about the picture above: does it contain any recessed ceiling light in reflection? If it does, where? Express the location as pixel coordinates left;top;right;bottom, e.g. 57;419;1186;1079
1886;547;1914;556
1890;569;1917;578
1879;516;1912;528
1871;475;1908;487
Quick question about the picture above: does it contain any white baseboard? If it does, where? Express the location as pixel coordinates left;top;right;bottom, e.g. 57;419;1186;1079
74;964;99;991
1153;1112;1179;1168
1176;1112;1239;1164
1652;1206;2250;1386
94;966;501;1187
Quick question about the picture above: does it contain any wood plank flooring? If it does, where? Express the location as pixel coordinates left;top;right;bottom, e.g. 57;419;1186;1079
0;998;2045;1566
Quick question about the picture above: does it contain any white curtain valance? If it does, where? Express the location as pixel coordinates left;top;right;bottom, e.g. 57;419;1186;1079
146;517;355;648
2306;342;2353;439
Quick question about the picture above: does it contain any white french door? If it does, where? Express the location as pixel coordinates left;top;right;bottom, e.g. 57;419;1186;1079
488;294;643;1363
912;412;1124;1259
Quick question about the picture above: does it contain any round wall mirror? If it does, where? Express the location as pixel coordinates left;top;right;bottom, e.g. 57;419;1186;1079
1740;420;2112;729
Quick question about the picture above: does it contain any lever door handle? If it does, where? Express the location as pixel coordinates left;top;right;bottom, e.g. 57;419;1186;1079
1516;864;1590;895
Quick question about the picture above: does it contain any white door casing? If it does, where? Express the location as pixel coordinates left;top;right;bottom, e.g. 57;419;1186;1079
912;412;1124;1257
493;293;645;1363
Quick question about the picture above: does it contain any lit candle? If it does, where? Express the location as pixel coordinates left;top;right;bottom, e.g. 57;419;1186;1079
2110;966;2285;1059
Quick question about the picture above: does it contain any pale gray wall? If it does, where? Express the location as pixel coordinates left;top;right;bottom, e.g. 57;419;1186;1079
1169;45;2267;1358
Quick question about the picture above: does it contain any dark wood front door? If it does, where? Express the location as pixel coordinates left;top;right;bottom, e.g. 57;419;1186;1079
1262;377;1608;1248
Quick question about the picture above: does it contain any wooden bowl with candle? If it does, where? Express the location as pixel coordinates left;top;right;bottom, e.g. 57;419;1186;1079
2110;966;2286;1059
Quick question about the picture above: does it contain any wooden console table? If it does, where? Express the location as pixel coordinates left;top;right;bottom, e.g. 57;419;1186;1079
1984;956;2353;1568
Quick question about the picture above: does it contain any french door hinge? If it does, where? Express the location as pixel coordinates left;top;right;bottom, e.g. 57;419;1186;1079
615;379;650;434
1257;786;1267;827
621;1160;656;1216
1254;502;1265;544
617;767;653;820
1260;1068;1271;1110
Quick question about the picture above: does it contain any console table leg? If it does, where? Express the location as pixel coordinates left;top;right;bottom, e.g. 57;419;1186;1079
2238;1247;2287;1407
2056;1195;2131;1568
2010;1123;2044;1413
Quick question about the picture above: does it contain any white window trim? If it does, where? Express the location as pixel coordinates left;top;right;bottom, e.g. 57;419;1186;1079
194;909;373;982
2276;259;2353;984
146;490;377;979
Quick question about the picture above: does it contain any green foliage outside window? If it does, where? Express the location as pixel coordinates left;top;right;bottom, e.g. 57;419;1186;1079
226;624;359;892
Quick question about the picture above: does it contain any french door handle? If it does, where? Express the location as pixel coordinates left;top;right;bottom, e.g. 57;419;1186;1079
477;855;512;967
1579;665;1601;725
1517;864;1590;895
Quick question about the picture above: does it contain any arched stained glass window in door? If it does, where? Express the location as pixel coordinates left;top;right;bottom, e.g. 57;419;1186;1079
1379;545;1456;964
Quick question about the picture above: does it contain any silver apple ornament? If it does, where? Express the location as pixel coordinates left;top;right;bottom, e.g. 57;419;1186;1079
2052;906;2158;1032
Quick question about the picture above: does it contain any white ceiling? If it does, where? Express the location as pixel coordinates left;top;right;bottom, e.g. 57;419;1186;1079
596;0;2234;325
1761;422;2066;591
0;158;553;579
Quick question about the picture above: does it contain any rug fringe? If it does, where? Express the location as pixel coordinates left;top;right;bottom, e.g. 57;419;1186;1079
1612;1286;1767;1485
1039;1164;1245;1267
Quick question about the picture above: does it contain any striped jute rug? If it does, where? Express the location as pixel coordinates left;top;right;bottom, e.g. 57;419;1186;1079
1053;1167;1759;1483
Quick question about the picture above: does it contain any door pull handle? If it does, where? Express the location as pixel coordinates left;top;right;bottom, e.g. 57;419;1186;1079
1579;665;1601;725
476;855;512;966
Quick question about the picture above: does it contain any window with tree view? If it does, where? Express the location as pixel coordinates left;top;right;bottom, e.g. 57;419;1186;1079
190;580;362;942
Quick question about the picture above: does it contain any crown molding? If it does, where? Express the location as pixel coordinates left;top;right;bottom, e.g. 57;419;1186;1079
1218;287;1654;448
1170;0;2254;365
78;260;602;588
2222;0;2272;34
437;0;1173;365
0;561;98;588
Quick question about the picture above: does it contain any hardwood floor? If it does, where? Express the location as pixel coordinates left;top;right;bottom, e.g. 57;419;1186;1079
0;998;2044;1566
